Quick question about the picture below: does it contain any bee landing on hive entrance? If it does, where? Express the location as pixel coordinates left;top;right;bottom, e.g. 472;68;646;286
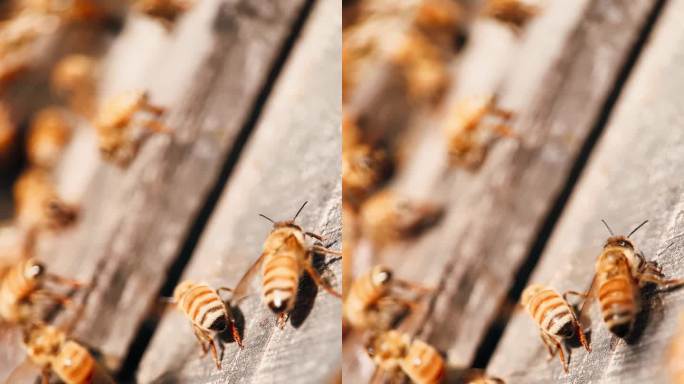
577;220;684;338
232;201;342;329
14;168;79;231
0;258;82;324
520;284;590;373
94;90;168;168
366;330;445;384
171;281;242;370
344;265;431;332
443;94;515;170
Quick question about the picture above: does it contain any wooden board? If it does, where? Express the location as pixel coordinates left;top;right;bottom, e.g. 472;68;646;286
343;0;661;381
136;0;342;382
488;0;684;382
0;0;312;381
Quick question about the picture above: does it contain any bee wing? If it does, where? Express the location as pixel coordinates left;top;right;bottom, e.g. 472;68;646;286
232;252;268;304
2;358;41;384
576;274;599;329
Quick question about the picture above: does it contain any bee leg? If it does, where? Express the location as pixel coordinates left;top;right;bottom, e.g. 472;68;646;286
541;332;568;372
29;290;75;309
142;102;166;117
192;326;209;356
304;231;324;242
574;318;591;352
194;325;221;369
141;119;170;133
276;312;289;329
638;268;684;290
303;259;342;298
229;318;243;348
41;367;51;384
312;244;342;257
393;279;433;295
44;273;84;289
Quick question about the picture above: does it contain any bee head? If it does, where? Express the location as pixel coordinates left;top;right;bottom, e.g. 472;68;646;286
520;284;545;306
24;260;45;280
272;220;302;232
604;236;635;250
370;265;393;287
173;280;195;303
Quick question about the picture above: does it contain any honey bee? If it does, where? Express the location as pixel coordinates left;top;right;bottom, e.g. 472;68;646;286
365;330;444;384
0;258;82;323
520;283;590;372
8;322;114;384
133;0;194;29
344;265;430;331
443;94;515;169
483;0;539;31
668;314;684;384
14;168;79;231
342;142;391;206
27;107;73;169
414;0;463;43
232;201;342;329
172;281;242;369
578;220;684;338
391;31;449;103
0;12;59;84
359;190;443;248
51;54;98;117
94;90;167;168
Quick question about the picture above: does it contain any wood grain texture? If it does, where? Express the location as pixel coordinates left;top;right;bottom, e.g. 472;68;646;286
0;0;310;381
137;0;342;382
343;0;658;381
488;1;684;382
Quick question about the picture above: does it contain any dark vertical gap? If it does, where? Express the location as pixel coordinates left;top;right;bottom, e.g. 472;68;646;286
116;0;318;381
471;0;668;369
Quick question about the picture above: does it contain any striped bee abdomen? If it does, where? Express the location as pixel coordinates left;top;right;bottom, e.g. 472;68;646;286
344;269;386;327
528;288;574;338
262;251;300;314
401;339;445;384
0;260;39;321
598;274;636;337
53;341;95;384
177;283;228;332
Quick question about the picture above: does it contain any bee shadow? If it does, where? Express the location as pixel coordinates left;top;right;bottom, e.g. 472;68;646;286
289;252;332;328
217;304;246;345
625;286;662;345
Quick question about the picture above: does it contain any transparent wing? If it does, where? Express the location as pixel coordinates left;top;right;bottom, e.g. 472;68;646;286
3;359;41;384
231;252;267;304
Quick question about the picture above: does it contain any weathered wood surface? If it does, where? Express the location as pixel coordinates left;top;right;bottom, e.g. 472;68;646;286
137;0;341;383
0;0;313;381
488;1;684;382
343;0;660;381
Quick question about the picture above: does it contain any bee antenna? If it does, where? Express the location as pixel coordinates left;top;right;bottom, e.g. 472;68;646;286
258;214;275;224
292;201;308;222
628;220;649;238
601;219;615;236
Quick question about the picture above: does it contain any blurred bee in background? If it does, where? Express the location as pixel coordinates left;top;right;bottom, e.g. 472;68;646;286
359;189;443;248
483;0;539;32
94;90;167;168
17;0;109;23
520;283;590;372
172;281;243;370
232;202;342;329
6;322;114;384
51;54;98;118
668;313;684;384
14;168;79;231
443;94;515;170
0;101;18;168
414;0;463;46
366;330;444;384
578;220;684;338
342;141;391;206
391;31;450;104
344;265;431;331
0;257;82;323
132;0;195;29
27;107;74;169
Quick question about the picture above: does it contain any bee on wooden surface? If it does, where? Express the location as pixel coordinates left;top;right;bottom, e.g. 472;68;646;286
359;190;443;248
94;90;167;168
344;265;431;331
27;107;73;169
391;31;449;103
232;201;342;329
668;314;684;384
7;322;114;384
14;168;79;231
0;12;59;83
52;54;98;118
443;94;515;169
520;283;590;372
366;330;444;384
578;220;684;338
0;258;82;323
343;142;391;206
133;0;194;29
483;0;539;31
172;280;242;370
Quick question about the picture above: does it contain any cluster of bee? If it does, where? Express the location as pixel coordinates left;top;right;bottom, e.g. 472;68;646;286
521;220;684;379
342;1;540;383
0;1;196;383
171;201;342;369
